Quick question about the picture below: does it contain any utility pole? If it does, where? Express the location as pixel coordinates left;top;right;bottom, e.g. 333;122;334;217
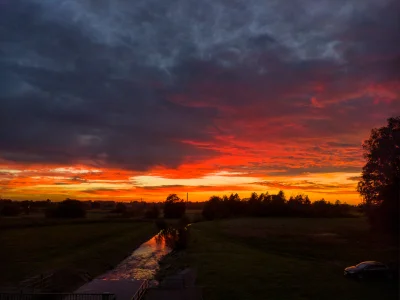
187;192;188;203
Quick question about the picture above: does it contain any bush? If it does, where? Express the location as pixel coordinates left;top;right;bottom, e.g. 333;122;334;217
45;199;86;218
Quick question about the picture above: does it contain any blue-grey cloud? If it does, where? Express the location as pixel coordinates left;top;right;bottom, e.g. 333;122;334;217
0;0;399;172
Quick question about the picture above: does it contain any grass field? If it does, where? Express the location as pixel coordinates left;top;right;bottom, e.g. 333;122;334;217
0;220;156;291
0;210;135;229
158;218;399;300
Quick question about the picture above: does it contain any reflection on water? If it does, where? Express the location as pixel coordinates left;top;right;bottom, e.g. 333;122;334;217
98;231;173;281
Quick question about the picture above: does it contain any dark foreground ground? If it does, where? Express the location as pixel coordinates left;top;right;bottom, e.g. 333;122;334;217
157;218;399;300
0;217;156;291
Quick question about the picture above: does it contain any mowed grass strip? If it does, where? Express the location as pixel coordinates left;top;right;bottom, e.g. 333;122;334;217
160;218;398;300
215;218;399;264
0;221;156;289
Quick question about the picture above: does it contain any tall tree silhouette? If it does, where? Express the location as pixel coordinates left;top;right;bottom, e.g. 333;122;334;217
357;116;400;232
163;193;186;218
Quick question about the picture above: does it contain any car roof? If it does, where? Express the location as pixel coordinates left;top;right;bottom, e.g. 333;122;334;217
359;261;384;265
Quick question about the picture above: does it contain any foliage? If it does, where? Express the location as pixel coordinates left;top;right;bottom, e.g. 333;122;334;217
357;116;400;232
45;199;87;219
163;194;186;218
202;191;353;220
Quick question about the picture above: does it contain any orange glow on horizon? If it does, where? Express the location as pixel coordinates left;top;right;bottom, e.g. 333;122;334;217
0;162;363;204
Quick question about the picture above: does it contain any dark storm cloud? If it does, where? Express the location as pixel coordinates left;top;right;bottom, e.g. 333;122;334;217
0;0;399;172
0;0;221;170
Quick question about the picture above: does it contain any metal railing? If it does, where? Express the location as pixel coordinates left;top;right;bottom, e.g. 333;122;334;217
131;280;149;300
0;293;116;300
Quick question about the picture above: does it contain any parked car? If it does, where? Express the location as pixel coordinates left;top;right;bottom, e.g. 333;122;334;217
344;261;393;280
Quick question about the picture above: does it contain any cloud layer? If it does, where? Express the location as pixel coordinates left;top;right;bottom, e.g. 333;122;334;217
0;0;399;201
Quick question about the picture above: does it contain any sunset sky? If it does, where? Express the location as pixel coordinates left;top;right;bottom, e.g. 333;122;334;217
1;0;399;203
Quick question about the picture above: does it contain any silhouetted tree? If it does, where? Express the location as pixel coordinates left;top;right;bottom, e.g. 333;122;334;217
225;193;243;216
163;194;186;218
201;191;354;219
202;196;224;220
269;190;287;215
312;199;330;217
287;194;310;216
45;199;86;218
248;192;265;217
357;116;400;232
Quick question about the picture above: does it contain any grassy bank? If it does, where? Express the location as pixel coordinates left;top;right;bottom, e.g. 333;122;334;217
157;218;399;300
0;220;156;291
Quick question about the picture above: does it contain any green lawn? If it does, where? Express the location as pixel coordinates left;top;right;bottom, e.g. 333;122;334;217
0;220;156;291
159;218;398;300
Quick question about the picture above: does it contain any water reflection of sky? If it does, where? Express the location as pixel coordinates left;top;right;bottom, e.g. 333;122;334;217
98;233;172;281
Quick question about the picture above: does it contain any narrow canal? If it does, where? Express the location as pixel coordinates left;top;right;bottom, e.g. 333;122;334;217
98;231;173;281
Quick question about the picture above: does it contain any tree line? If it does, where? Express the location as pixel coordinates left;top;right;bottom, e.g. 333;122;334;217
201;191;355;220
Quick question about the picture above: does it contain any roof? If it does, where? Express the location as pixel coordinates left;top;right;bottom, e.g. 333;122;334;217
359;261;384;265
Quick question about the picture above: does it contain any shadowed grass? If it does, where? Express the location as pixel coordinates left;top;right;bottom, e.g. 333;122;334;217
158;218;398;300
0;221;156;291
